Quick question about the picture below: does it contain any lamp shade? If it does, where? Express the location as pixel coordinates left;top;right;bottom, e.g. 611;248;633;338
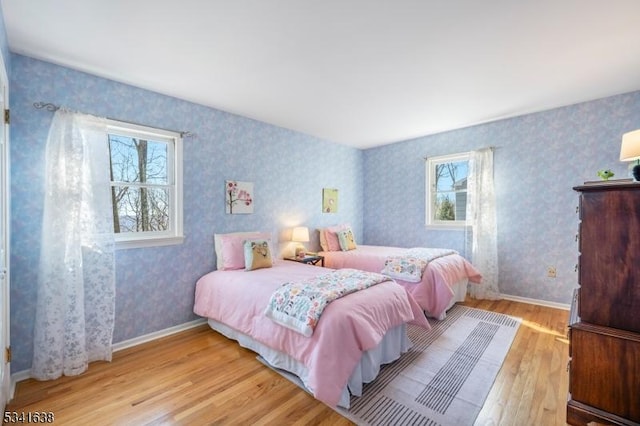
291;226;309;242
620;129;640;161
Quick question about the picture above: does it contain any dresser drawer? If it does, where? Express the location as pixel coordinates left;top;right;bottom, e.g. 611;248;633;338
578;189;640;333
569;324;640;422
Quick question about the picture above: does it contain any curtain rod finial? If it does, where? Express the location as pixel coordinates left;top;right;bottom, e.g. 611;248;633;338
33;102;59;112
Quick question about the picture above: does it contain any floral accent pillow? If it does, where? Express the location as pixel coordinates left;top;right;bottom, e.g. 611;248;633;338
337;228;357;251
381;256;427;282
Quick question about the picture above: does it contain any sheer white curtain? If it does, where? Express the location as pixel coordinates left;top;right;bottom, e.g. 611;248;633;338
32;109;116;380
466;148;500;300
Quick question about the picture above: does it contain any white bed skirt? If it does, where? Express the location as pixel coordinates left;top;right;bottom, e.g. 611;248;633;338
434;278;469;320
207;319;411;408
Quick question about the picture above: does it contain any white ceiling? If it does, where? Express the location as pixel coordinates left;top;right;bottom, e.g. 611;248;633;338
3;1;640;149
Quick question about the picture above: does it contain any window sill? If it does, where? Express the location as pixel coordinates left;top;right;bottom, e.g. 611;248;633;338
425;224;470;231
115;235;185;250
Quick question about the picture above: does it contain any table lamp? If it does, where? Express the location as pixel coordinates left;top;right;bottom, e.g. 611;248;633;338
620;129;640;181
291;226;309;258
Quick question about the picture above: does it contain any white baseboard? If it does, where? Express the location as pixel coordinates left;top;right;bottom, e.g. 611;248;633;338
500;293;570;311
10;318;208;396
112;318;207;352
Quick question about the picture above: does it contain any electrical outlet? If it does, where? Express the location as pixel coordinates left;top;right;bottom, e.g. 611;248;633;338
547;266;557;278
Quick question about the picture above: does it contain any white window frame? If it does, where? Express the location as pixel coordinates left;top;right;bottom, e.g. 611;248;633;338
425;152;470;229
107;120;184;249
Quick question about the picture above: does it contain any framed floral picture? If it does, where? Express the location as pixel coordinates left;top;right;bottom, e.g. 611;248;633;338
226;180;254;214
322;188;338;213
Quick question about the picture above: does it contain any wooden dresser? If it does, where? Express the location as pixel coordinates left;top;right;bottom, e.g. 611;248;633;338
568;182;640;426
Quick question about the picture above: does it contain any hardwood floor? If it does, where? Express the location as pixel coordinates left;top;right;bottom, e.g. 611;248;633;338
5;299;570;425
465;299;570;426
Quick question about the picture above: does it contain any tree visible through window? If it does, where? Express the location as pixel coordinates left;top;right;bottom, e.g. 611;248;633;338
109;135;169;233
106;122;183;248
426;153;469;226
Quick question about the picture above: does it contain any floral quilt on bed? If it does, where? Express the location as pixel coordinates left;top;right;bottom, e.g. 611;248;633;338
264;268;390;337
381;248;457;283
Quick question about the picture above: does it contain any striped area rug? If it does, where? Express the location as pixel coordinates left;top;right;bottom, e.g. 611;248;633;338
339;305;521;426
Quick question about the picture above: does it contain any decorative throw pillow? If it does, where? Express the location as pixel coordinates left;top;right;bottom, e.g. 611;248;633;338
215;231;259;269
337;228;357;251
318;228;329;251
216;232;272;270
325;224;350;251
244;239;273;271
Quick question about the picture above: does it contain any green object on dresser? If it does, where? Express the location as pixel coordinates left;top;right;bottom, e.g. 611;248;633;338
596;169;615;180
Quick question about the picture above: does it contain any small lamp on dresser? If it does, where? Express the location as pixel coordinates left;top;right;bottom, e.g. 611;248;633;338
291;226;309;258
620;129;640;181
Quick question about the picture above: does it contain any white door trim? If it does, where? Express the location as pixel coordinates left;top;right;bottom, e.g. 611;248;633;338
0;48;11;408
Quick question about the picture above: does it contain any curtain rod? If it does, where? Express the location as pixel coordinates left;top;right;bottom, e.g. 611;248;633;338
423;146;496;161
33;102;195;138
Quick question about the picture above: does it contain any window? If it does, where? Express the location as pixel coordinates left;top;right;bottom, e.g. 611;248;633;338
107;120;183;249
426;152;469;227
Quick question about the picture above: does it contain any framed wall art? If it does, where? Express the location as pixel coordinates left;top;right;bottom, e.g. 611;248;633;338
322;188;338;213
226;180;254;214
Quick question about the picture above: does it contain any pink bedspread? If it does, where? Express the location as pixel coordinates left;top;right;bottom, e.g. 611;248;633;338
320;245;482;319
193;260;429;407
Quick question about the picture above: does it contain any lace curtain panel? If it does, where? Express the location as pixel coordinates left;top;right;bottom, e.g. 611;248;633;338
466;148;500;300
32;110;116;380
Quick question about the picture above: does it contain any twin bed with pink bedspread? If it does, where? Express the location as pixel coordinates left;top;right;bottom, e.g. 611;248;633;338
193;230;481;409
319;245;482;320
193;260;429;408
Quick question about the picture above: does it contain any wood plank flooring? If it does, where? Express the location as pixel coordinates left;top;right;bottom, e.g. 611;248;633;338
5;299;570;425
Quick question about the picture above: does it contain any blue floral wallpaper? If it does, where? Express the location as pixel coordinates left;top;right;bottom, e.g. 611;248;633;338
363;92;640;305
6;44;640;374
9;55;363;372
